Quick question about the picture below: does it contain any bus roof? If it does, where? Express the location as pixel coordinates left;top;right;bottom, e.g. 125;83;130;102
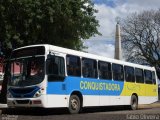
13;44;156;71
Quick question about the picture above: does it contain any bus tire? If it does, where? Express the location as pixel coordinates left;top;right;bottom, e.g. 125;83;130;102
130;95;138;110
68;95;81;114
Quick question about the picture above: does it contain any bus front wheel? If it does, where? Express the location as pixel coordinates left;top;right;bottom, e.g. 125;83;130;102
68;95;81;114
130;95;138;110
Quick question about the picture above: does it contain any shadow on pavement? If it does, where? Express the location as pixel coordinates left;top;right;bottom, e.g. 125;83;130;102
1;108;70;116
1;106;136;116
82;105;131;113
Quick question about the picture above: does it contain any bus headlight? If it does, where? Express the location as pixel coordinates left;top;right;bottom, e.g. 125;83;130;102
7;91;12;98
33;88;45;98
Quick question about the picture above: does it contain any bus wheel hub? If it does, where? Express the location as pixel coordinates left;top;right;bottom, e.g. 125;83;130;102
71;99;78;110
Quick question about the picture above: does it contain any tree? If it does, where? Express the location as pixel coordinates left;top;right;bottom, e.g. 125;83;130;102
0;0;100;103
121;9;160;78
0;0;100;58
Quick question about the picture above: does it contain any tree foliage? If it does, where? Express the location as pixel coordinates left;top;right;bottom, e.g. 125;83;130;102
0;0;100;103
121;9;160;78
0;0;100;57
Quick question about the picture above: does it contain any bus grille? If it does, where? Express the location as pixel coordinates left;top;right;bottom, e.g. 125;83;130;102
16;100;30;104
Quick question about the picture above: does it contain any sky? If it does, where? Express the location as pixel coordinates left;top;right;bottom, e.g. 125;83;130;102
84;0;160;59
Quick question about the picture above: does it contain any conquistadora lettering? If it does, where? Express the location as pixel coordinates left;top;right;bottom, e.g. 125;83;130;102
80;81;120;91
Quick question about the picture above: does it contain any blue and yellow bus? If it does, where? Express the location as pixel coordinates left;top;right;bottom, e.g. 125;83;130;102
7;44;158;113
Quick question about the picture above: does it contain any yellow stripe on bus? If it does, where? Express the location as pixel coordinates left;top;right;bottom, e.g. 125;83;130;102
120;82;158;96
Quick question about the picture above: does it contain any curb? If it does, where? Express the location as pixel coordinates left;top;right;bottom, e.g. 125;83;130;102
0;104;8;108
138;102;160;109
0;104;7;115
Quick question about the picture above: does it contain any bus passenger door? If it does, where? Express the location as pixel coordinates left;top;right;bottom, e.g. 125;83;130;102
46;54;67;107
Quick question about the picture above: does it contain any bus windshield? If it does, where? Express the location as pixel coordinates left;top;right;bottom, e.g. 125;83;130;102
8;56;45;86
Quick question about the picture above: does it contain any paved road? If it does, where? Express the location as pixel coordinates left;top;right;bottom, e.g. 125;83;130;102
1;106;160;120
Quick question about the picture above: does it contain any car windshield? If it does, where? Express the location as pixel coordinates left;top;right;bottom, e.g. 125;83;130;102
8;56;45;86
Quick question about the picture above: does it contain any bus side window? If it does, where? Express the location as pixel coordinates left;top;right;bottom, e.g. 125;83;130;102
112;63;124;81
144;70;152;84
98;61;112;80
66;55;81;77
152;71;156;84
135;68;144;83
82;58;97;78
46;55;65;81
124;66;135;82
46;58;58;74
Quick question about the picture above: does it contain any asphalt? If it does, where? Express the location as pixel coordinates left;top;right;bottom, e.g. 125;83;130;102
0;101;160;115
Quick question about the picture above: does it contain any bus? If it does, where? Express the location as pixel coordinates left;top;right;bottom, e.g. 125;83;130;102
7;44;158;114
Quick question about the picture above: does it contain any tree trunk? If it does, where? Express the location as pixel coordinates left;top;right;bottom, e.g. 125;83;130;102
0;62;9;103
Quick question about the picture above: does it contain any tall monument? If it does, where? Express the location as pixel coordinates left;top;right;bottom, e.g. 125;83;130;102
114;22;121;60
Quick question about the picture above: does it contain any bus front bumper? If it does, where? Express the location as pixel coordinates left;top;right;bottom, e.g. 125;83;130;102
7;95;47;108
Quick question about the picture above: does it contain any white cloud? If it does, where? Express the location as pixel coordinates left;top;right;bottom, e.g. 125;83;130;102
84;0;160;59
125;0;160;9
84;39;115;58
